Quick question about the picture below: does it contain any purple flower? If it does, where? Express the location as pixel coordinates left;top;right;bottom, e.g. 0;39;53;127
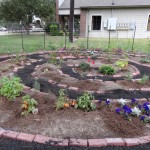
143;105;149;112
143;102;150;107
140;116;145;121
99;98;103;103
115;108;122;114
106;99;111;105
145;112;150;116
123;105;132;114
131;98;138;105
138;104;142;110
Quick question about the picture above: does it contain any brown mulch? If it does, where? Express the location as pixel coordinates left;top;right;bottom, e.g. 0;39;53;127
118;80;150;89
0;92;148;139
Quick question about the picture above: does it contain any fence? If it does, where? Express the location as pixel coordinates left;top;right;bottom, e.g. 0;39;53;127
0;22;150;54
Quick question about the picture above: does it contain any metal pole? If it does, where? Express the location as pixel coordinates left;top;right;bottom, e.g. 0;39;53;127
132;25;136;51
44;31;46;50
64;28;67;50
69;0;74;42
87;25;89;49
108;29;111;49
43;22;46;50
20;21;24;52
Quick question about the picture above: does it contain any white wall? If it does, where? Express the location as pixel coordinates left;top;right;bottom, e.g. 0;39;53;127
86;8;150;38
59;0;64;7
59;9;80;15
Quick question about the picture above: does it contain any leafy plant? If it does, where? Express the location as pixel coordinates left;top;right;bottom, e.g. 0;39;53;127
33;79;41;91
125;73;132;81
0;76;23;100
56;89;68;110
75;92;96;111
21;95;38;116
48;52;57;64
138;75;149;84
99;65;115;75
59;30;64;36
140;58;150;63
79;62;90;71
90;55;98;60
50;24;59;36
116;59;128;69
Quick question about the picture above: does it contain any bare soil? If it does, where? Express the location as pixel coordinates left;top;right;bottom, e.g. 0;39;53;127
0;52;150;139
0;93;150;139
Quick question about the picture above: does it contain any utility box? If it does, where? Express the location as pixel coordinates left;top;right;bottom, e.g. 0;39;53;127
103;20;108;28
107;18;117;30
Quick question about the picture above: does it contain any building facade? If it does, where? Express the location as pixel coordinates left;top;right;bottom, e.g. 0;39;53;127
57;0;150;38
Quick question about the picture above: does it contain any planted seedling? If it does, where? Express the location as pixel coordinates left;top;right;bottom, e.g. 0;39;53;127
56;89;69;110
75;92;96;111
138;75;149;84
21;95;38;116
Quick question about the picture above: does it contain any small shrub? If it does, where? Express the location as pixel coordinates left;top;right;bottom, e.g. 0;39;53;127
59;30;64;36
75;92;96;111
113;48;124;55
125;73;132;81
48;52;57;64
140;58;150;63
90;55;98;60
0;76;23;100
116;59;128;69
99;65;115;75
21;95;38;116
33;79;40;91
138;75;149;84
56;89;68;110
50;24;59;36
79;62;90;71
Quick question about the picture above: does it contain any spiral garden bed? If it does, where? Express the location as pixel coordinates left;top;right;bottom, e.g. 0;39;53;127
0;50;150;147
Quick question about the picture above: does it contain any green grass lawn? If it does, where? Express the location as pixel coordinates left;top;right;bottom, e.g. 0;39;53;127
0;33;150;54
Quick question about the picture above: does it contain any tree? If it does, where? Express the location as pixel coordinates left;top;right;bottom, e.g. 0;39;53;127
0;0;55;34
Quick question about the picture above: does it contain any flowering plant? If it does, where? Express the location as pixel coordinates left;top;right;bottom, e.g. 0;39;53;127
118;98;126;106
131;98;139;105
131;106;141;117
105;99;111;107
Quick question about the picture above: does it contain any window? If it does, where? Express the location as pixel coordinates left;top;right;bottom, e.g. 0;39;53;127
92;16;102;30
147;15;150;31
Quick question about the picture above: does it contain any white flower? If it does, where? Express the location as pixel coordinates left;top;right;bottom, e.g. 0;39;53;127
118;98;126;106
147;105;150;110
32;108;38;115
131;107;141;117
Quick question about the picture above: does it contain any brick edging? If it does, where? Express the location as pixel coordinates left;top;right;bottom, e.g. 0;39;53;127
0;128;150;147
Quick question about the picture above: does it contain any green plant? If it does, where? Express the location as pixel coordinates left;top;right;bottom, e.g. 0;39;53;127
21;95;38;116
99;65;115;75
140;58;150;63
50;24;59;36
56;89;68;110
126;73;132;81
33;79;40;91
138;75;149;84
116;59;128;69
0;76;23;100
75;92;96;111
90;55;98;60
59;30;64;36
79;62;90;71
48;52;57;64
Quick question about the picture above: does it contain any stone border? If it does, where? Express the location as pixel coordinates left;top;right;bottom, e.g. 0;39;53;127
0;127;150;147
